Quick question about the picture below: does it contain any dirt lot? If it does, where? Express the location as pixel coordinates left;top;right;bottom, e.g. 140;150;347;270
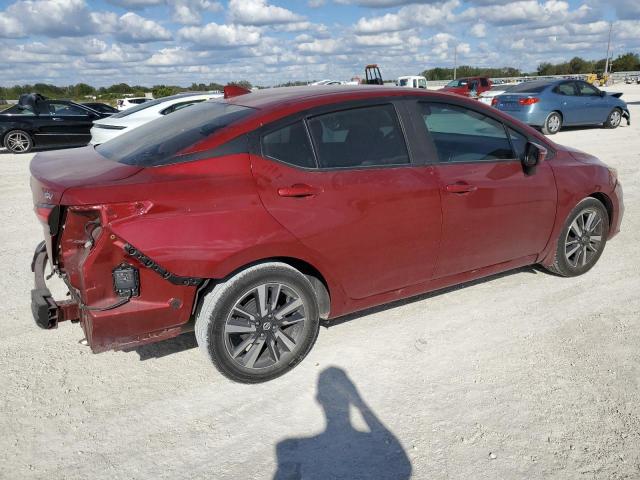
1;85;639;480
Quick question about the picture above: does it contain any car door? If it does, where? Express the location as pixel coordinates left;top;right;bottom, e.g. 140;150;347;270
250;102;442;300
552;81;581;125
37;101;94;146
575;81;609;124
414;101;557;278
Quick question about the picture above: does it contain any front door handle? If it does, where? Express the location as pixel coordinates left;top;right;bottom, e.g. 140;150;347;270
277;184;322;198
52;117;64;121
445;182;477;194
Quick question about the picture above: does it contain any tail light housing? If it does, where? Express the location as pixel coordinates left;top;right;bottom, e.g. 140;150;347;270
518;97;540;105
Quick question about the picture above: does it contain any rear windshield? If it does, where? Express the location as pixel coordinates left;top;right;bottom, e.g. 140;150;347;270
446;79;469;87
96;101;254;166
507;82;550;93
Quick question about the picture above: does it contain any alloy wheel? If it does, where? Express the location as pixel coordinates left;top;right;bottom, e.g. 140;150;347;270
609;110;621;127
6;131;31;153
224;282;306;370
547;114;561;133
564;208;604;268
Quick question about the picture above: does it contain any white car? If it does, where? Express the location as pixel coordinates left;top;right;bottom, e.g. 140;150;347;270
397;76;427;89
478;84;518;105
116;97;151;111
91;92;223;144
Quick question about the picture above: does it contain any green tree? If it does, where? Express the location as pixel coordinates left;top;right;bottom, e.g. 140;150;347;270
611;53;640;72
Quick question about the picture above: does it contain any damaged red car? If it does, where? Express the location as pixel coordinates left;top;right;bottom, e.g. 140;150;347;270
30;85;623;383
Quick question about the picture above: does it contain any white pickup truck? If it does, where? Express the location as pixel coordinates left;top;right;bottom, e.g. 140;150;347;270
397;76;428;89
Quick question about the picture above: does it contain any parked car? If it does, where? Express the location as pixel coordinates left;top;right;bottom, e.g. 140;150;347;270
397;76;427;89
116;97;150;111
492;79;631;135
82;102;118;115
478;84;517;105
30;85;623;383
90;92;223;144
440;77;492;97
1;94;110;153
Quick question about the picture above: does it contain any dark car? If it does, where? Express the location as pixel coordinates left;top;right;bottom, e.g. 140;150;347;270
82;102;118;115
1;94;110;153
30;86;623;383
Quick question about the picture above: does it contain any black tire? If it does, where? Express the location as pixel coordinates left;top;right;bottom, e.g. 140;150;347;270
541;111;562;135
543;198;609;277
604;108;622;129
3;129;33;153
195;262;320;383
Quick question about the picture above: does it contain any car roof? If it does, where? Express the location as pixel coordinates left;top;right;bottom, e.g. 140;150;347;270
225;85;436;110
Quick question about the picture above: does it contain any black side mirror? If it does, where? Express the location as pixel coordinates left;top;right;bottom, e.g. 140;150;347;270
599;90;606;97
523;142;547;176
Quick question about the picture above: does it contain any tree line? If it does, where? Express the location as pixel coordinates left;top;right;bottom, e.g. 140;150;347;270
421;52;639;81
0;81;252;101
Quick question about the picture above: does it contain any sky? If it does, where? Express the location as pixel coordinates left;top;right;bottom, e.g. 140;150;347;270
0;0;638;87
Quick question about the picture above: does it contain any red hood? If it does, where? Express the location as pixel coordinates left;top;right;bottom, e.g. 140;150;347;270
30;146;142;205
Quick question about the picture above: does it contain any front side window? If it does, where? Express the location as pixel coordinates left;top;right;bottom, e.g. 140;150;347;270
307;104;409;169
47;102;88;116
481;78;489;87
420;103;513;163
97;101;254;166
418;79;427;89
576;81;600;96
262;122;315;168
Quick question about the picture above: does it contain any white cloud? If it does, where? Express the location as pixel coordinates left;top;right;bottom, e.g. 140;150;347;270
115;12;172;42
1;0;100;37
178;22;262;47
229;0;304;26
297;38;344;54
354;1;459;34
470;23;486;38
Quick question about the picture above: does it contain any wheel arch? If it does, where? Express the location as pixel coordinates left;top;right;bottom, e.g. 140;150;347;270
588;192;613;228
202;256;333;320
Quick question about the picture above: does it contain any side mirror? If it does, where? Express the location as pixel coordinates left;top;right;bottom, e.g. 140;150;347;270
599;90;606;97
523;142;547;176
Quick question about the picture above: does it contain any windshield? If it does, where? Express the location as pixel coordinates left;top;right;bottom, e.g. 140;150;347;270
97;101;254;166
446;79;468;87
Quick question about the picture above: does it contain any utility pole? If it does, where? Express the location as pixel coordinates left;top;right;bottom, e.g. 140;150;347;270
604;22;613;75
453;44;457;80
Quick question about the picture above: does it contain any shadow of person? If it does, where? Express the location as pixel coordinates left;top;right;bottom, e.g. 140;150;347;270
273;367;412;480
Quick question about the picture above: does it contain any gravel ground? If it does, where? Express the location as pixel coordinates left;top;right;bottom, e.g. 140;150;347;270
1;85;639;480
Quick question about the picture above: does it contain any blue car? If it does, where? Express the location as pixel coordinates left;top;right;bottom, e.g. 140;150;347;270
493;79;630;135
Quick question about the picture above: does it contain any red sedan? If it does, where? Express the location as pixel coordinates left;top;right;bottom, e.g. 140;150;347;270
30;86;623;383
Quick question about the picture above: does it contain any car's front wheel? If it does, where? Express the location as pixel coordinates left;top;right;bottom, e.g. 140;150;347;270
195;262;320;383
3;130;33;153
544;198;609;277
604;108;622;129
541;112;562;135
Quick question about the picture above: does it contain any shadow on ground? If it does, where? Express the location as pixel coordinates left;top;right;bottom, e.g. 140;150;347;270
128;266;539;360
273;366;412;480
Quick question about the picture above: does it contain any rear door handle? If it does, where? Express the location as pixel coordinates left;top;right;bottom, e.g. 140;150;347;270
445;182;477;194
277;184;322;198
52;117;64;121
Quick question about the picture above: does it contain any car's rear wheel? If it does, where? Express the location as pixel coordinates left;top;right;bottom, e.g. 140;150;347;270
543;198;609;277
195;262;320;383
541;112;562;135
604;108;622;129
3;130;33;153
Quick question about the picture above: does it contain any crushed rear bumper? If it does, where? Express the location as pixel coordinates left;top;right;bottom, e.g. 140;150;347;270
31;241;79;329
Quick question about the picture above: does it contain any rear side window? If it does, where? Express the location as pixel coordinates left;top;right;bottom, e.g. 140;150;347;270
307;104;409;169
262;122;315;168
554;82;577;96
97;101;254;166
420;103;513;163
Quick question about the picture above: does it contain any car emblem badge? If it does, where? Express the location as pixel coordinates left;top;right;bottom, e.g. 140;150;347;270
43;190;54;201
